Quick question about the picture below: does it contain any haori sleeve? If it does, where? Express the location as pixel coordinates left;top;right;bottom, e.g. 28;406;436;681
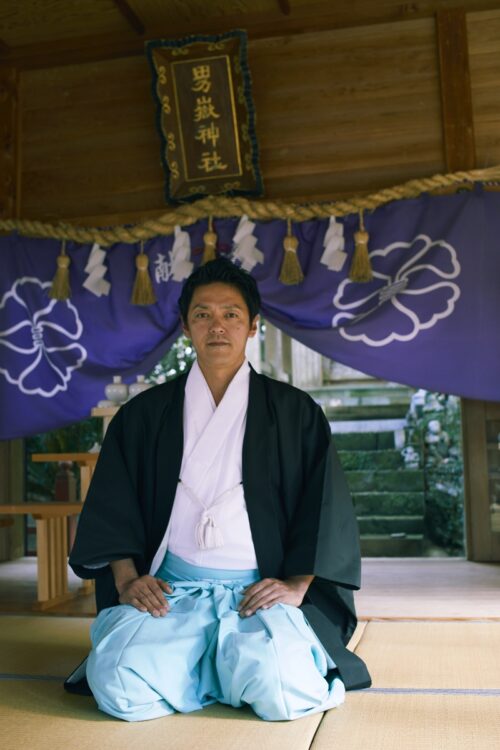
283;398;361;590
69;406;147;580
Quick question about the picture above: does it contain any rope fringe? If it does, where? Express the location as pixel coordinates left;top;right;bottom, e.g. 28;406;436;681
1;166;499;247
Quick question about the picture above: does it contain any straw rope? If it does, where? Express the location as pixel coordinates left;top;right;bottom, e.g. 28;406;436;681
1;166;499;247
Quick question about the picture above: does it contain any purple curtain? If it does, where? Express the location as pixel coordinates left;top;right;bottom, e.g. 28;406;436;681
1;185;499;439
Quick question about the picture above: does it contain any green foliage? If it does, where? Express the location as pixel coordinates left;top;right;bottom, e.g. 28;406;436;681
405;392;465;555
26;418;101;502
146;335;196;384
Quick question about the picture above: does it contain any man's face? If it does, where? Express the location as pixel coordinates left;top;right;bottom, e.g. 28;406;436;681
183;282;258;370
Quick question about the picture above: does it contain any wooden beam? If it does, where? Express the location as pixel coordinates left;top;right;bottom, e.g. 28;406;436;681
0;66;20;219
277;0;291;15
112;0;145;36
436;7;476;171
3;0;500;71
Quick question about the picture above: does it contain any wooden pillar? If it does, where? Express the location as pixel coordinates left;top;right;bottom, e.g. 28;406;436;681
0;65;23;561
437;10;492;561
0;441;25;561
436;7;475;172
0;65;20;218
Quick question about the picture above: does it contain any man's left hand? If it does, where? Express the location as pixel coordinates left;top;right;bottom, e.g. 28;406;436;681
238;575;314;617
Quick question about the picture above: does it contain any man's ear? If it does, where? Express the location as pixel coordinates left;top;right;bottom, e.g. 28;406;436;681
181;318;190;338
248;315;259;338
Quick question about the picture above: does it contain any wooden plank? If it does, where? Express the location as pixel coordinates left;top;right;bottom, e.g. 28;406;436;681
0;66;20;219
19;17;444;219
461;399;492;561
79;466;92;503
32;452;98;463
0;503;83;518
436;8;476;171
112;0;145;36
3;0;500;70
0;0;130;48
467;9;500;171
36;519;50;601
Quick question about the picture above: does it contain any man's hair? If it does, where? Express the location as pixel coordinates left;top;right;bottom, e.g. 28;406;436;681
178;257;261;322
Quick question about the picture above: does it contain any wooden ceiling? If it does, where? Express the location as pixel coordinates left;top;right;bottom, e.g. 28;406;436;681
0;0;499;69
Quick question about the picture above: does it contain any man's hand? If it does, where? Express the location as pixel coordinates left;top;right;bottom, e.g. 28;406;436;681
238;575;314;617
110;558;172;617
118;575;172;617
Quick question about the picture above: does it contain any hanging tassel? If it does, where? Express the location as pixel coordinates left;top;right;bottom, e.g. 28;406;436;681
131;240;157;305
349;211;373;282
195;514;224;550
48;240;71;300
279;218;304;285
202;216;217;264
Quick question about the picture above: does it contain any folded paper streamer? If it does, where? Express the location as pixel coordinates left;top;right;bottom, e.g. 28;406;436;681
171;226;194;281
232;215;264;272
83;243;111;297
320;217;347;272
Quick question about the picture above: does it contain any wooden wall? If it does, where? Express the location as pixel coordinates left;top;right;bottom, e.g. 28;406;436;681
15;7;500;225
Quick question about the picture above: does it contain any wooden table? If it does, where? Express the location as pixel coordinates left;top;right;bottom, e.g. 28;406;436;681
31;452;99;503
30;452;100;607
0;502;83;610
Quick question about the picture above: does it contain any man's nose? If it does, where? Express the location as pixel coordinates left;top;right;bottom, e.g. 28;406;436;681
209;314;225;332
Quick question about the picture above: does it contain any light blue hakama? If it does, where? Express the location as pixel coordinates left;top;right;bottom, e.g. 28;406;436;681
87;553;345;722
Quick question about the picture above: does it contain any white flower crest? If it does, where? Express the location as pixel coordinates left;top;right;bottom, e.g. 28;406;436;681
332;234;461;347
0;277;87;397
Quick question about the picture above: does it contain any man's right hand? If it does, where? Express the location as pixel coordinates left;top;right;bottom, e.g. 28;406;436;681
110;558;172;617
118;575;172;617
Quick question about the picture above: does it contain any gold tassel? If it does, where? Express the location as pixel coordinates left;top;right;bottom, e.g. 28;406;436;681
202;216;217;264
279;218;304;285
48;240;71;300
349;211;373;282
131;241;157;305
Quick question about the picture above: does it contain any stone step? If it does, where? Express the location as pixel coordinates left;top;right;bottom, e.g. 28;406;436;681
333;432;396;451
325;403;409;421
358;515;425;534
347;469;425;493
360;533;424;557
339;449;405;470
352;491;425;515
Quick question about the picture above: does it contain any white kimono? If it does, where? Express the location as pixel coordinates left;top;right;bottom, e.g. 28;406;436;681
150;358;258;574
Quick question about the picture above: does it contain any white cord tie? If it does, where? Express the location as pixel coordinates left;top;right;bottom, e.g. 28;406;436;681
180;480;241;550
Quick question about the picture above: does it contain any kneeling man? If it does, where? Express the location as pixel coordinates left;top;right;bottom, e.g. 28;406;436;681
69;258;371;721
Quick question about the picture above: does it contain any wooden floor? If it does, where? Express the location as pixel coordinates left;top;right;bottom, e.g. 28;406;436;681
0;556;499;619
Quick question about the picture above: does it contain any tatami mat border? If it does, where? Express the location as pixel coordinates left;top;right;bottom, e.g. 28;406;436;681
359;687;500;695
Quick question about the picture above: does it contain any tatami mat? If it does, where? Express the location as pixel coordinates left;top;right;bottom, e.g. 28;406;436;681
0;682;322;750
0;615;90;676
355;621;500;689
347;620;367;651
310;692;500;750
0;616;366;677
2;616;500;749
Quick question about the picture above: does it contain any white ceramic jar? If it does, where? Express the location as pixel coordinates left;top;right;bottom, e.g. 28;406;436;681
128;375;152;399
105;375;128;404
